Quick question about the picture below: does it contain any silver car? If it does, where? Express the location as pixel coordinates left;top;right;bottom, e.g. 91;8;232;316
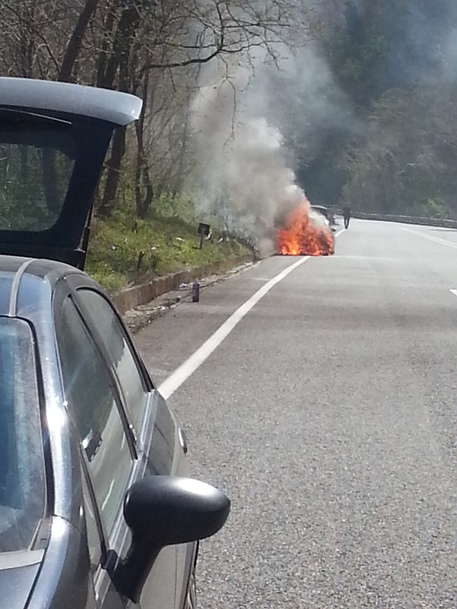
0;77;230;609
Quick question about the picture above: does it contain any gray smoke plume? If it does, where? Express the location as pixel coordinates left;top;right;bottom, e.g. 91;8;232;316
189;42;355;251
189;1;457;234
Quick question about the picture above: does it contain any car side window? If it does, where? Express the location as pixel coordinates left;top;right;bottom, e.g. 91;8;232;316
76;289;148;436
57;297;134;535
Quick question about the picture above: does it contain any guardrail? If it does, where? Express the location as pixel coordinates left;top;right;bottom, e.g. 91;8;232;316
334;210;457;229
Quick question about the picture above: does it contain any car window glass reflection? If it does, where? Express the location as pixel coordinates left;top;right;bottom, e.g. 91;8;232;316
78;290;147;434
0;318;46;553
0;125;76;232
58;298;133;534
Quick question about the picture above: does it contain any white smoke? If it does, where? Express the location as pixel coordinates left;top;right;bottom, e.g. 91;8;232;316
189;43;352;251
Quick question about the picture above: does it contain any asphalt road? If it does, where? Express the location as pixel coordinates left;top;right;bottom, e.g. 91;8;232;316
135;219;457;608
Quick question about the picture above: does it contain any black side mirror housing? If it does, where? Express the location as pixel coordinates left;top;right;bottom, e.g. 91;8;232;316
111;476;230;603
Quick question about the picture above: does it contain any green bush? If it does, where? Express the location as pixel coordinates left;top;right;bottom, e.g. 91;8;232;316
85;196;250;293
418;198;449;220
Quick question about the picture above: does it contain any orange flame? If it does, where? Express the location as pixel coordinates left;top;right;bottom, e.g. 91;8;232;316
277;202;334;256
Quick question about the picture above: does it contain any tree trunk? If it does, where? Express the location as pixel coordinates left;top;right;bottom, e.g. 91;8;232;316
134;70;154;219
97;5;139;89
171;107;191;198
96;1;117;87
58;0;100;82
97;128;126;218
97;4;141;217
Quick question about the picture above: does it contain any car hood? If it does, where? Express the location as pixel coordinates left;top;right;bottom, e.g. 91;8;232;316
0;551;43;609
0;78;142;268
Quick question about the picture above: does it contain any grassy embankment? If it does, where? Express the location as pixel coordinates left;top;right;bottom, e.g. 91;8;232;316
85;194;252;294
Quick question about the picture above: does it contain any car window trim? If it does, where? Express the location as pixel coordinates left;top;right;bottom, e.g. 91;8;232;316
72;286;151;447
70;288;140;452
56;288;138;461
72;291;138;459
76;286;152;389
64;273;154;390
27;317;54;547
78;443;108;556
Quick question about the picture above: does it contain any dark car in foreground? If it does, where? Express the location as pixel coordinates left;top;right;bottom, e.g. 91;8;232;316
0;77;230;609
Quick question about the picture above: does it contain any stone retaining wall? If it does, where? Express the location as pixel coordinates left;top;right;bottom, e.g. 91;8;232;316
112;253;255;314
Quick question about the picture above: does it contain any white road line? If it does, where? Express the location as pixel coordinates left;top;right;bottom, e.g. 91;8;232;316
158;228;346;400
400;226;457;250
158;256;310;399
450;290;457;298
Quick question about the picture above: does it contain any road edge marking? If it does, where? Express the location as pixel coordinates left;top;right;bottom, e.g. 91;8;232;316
158;256;310;399
400;226;457;250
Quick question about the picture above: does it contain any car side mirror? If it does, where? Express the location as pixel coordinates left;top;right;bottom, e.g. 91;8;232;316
111;475;230;603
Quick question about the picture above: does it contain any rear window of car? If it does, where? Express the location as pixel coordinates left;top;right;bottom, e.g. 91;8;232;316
0;112;76;232
0;317;46;553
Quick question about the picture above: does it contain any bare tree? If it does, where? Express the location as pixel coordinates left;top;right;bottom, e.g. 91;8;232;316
0;0;312;218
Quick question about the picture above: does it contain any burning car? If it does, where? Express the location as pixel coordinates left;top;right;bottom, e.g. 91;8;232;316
310;205;329;223
277;201;335;256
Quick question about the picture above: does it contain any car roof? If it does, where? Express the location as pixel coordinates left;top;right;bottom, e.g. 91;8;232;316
0;255;83;317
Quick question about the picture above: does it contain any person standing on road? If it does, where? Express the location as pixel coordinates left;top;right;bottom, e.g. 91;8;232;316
343;202;351;229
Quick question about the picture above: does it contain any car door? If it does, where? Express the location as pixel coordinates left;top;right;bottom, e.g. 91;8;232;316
57;277;193;609
55;289;137;608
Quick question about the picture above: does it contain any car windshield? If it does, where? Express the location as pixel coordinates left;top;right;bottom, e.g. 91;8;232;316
311;206;328;219
0;112;76;232
0;317;46;553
